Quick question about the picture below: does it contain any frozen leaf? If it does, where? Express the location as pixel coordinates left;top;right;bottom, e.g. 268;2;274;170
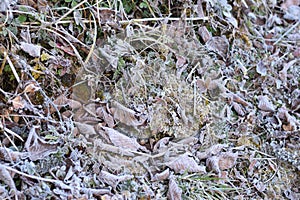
96;107;115;128
254;181;266;192
101;127;147;152
281;0;300;11
257;95;275;112
111;100;146;127
167;175;182;200
0;147;26;161
98;170;133;189
25;126;58;161
223;11;238;28
175;54;186;68
0;165;16;194
198;26;212;43
284;5;300;20
196;0;205;18
206;36;229;59
11;96;26;110
74;122;97;136
24;82;39;93
232;102;245;116
20;42;41;57
196;144;228;160
166;153;206;174
206;152;238;173
256;61;267;76
152;168;170;181
218;152;238;170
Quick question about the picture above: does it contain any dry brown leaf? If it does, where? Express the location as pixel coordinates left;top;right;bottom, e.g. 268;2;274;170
166;153;206;174
20;42;41;57
25;126;58;161
101;127;147;152
167;175;182;200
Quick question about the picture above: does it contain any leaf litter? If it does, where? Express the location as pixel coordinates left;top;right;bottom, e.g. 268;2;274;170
0;0;299;199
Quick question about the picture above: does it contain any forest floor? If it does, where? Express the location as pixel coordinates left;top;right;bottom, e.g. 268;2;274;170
0;0;299;199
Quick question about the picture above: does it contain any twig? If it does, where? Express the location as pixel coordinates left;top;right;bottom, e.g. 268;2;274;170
119;17;209;24
4;52;20;83
54;0;88;24
273;21;300;45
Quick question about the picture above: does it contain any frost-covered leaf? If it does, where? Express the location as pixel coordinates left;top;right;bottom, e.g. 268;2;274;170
152;168;170;181
20;42;41;57
166;153;206;174
256;61;267;76
198;26;212;43
25;126;58;161
167;175;182;200
74;122;97;136
206;36;229;59
11;96;25;109
0;165;16;195
283;5;300;20
206;152;238;174
111;100;146;127
101;127;147;151
257;95;275;112
96;106;115;128
98;170;133;189
232;102;245;116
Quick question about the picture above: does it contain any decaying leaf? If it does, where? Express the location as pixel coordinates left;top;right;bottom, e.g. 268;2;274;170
25;126;58;161
101;127;147;152
167;175;182;200
20;42;41;57
166;153;206;174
